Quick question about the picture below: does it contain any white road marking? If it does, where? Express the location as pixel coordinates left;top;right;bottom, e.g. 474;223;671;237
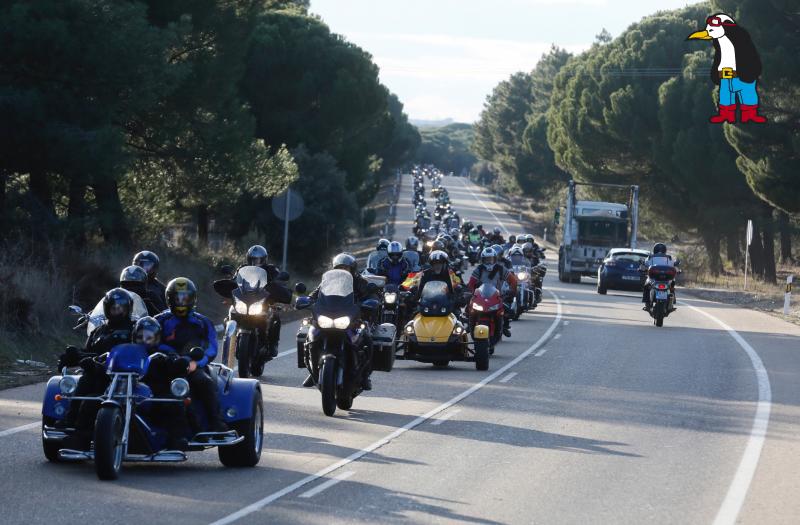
564;321;570;326
683;302;771;525
458;178;510;235
554;333;561;340
209;292;562;525
534;348;548;357
298;471;355;499
0;422;39;438
499;372;517;383
430;409;461;426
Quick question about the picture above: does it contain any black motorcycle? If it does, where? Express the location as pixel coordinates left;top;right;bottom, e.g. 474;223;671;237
641;261;679;327
295;270;392;416
214;266;291;378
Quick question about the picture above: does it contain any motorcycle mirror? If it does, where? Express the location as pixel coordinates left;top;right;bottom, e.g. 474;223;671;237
68;305;84;316
188;347;205;362
277;271;290;282
220;264;235;276
295;296;312;310
294;282;307;294
366;282;379;294
674;259;681;267
361;298;380;312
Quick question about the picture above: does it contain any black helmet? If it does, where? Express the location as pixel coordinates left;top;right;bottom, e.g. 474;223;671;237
165;277;197;317
388;241;403;261
132;251;160;280
332;253;357;275
653;243;667;255
120;265;148;285
476;224;483;230
429;250;449;271
120;265;148;295
133;316;162;347
376;238;390;252
432;240;445;251
103;288;133;326
406;236;419;250
508;235;516;243
246;245;268;266
493;226;502;235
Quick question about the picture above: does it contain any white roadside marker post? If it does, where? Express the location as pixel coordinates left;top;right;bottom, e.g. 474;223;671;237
784;275;793;315
744;219;753;291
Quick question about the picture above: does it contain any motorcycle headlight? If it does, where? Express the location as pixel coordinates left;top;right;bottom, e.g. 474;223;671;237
317;315;334;329
234;298;248;315
384;292;397;304
453;325;464;335
426;241;434;247
472;303;484;311
170;378;190;398
517;272;528;280
333;316;351;329
405;324;414;335
59;376;77;395
248;300;265;315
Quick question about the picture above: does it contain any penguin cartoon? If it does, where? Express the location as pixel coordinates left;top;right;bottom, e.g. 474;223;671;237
687;13;766;123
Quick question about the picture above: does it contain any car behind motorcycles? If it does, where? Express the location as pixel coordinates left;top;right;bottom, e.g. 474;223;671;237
295;270;394;416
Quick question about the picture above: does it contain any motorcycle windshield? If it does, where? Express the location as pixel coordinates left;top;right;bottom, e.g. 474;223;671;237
236;265;269;292
315;270;358;318
420;281;451;316
87;291;149;335
366;251;386;271
476;283;499;299
509;254;528;266
403;251;421;270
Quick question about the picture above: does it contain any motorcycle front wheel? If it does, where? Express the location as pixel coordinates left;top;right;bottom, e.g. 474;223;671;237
237;332;253;378
320;359;337;417
94;406;124;480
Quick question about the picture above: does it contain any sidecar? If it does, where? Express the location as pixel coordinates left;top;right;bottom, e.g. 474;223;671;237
41;345;263;480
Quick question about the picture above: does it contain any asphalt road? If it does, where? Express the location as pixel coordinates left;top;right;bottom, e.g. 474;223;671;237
1;175;799;524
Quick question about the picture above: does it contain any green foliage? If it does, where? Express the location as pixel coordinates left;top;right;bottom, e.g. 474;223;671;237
473;46;571;197
415;123;477;174
712;0;800;214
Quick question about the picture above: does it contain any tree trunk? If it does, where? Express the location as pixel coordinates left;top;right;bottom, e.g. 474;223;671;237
92;176;130;244
28;169;56;223
197;205;209;246
761;216;777;284
778;211;793;263
0;169;6;230
702;230;723;276
725;229;742;268
67;177;87;244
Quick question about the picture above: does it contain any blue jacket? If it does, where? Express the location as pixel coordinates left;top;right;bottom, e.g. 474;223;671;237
379;257;410;286
155;311;217;368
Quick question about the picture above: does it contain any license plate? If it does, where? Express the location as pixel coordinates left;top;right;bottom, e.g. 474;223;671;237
622;276;639;281
655;291;668;300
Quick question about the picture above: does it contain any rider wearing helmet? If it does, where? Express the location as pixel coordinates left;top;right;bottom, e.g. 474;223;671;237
120;265;165;315
133;250;166;304
415;250;461;301
504;235;517;252
156;278;227;432
55;288;136;436
305;254;377;390
403;237;421;271
641;243;677;311
492;244;512;269
488;226;505;245
468;248;517;337
379;241;411;286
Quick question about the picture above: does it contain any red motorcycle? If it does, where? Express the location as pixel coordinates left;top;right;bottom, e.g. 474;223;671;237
467;283;504;351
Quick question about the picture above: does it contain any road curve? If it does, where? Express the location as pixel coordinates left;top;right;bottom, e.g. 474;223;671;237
1;175;799;524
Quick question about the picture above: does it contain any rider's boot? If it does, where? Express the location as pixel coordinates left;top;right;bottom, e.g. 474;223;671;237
502;317;512;337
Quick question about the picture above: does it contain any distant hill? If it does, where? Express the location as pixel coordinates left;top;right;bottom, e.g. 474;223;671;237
410;118;455;129
414;122;476;175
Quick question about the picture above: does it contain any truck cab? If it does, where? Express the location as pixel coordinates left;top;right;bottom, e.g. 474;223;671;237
558;181;639;283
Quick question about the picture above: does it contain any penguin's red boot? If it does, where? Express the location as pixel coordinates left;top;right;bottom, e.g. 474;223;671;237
709;104;736;123
740;104;767;123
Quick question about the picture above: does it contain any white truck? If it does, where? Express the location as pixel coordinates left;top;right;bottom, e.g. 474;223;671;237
557;180;639;283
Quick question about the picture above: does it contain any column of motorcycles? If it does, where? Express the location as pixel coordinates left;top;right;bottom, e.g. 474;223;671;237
38;164;548;480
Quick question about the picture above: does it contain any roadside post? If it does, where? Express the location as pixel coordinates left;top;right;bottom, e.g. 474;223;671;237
544;227;548;243
744;219;753;290
271;187;304;271
784;275;793;315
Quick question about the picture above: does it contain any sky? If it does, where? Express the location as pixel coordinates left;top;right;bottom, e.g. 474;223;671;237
310;0;704;123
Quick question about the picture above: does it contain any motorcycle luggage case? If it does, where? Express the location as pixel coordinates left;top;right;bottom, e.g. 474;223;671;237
296;320;311;368
372;323;396;372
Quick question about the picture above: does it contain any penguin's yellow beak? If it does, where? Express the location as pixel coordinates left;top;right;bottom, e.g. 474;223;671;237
687;29;712;40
